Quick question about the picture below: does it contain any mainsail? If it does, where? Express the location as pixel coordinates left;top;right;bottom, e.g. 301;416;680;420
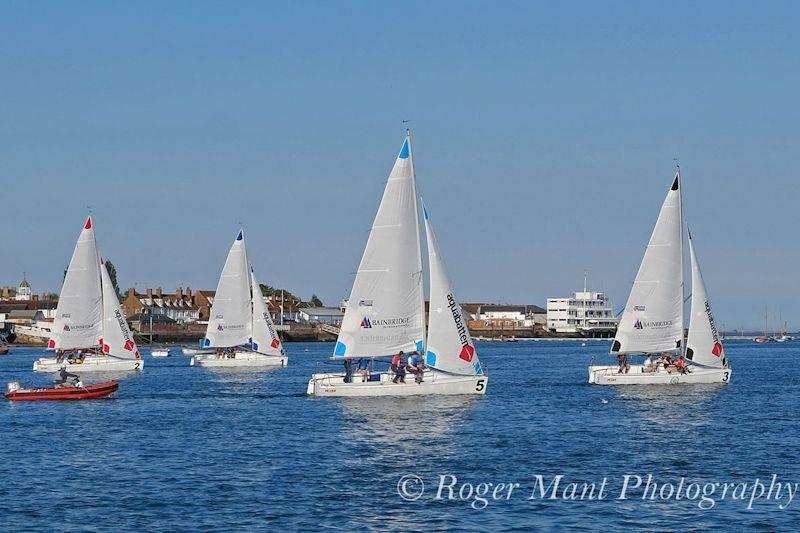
204;230;252;348
49;217;103;350
423;204;483;376
100;257;140;359
686;232;724;367
612;170;685;354
333;132;426;358
250;267;284;356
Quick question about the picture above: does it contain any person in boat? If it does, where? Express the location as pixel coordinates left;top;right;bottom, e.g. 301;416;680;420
406;351;424;384
675;355;690;374
642;354;656;373
343;358;354;383
663;353;677;373
617;353;625;374
216;347;224;359
54;366;80;388
55;349;64;364
357;358;370;382
391;351;406;384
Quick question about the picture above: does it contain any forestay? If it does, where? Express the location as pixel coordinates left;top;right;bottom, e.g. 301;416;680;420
49;217;103;350
333;132;426;358
612;171;685;354
100;257;140;359
250;268;284;356
204;231;252;348
423;205;483;376
685;233;724;367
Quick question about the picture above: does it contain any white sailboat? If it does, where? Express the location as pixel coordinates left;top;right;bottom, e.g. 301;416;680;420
588;169;731;385
34;217;144;372
190;230;287;368
306;132;487;396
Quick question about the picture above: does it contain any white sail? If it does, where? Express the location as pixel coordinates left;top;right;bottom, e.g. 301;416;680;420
49;217;103;350
99;257;140;360
203;230;252;348
686;233;724;367
423;205;483;376
333;132;425;358
250;267;284;356
612;171;685;354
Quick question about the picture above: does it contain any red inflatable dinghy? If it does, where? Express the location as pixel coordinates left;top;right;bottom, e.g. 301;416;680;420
4;381;119;401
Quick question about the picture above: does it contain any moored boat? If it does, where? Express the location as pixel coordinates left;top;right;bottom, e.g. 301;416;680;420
306;131;487;397
4;381;119;401
150;348;170;357
33;217;143;373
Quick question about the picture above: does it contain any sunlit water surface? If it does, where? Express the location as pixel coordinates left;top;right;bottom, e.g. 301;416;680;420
1;340;798;530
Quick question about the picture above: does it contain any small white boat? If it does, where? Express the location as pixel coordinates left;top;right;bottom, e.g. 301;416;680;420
181;347;213;356
34;217;144;373
150;348;170;357
589;169;730;385
307;131;486;397
192;230;288;369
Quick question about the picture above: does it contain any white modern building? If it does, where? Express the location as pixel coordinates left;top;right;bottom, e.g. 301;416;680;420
299;307;345;326
547;291;618;337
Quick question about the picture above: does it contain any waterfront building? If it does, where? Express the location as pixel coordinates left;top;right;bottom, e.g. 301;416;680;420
1;274;34;301
298;307;345;326
547;290;618;337
122;287;210;324
16;274;32;301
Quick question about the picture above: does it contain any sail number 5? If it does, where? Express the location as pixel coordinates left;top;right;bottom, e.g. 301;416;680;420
475;379;486;392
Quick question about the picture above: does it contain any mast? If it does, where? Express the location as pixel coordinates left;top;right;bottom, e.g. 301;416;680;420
677;166;686;357
406;129;426;352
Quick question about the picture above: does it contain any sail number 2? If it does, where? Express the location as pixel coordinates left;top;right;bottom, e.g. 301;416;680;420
475;379;486;392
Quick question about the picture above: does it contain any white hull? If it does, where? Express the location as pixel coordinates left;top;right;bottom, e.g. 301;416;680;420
588;364;731;385
181;348;213;356
33;356;144;373
150;350;170;357
190;351;287;368
307;370;488;397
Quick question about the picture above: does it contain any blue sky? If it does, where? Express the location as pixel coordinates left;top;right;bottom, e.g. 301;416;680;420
1;1;797;330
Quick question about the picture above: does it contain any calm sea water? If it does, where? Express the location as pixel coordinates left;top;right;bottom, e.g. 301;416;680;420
1;340;798;531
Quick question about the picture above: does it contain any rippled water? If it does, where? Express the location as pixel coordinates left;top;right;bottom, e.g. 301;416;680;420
1;340;798;531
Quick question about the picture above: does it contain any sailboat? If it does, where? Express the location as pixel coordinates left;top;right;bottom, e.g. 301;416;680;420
190;230;287;368
754;308;776;343
588;169;731;385
306;132;487;396
33;217;143;372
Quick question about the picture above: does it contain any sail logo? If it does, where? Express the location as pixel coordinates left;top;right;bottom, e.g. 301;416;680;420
358;299;373;307
705;300;722;357
362;316;411;328
271;338;281;349
634;305;646;311
114;309;136;353
448;294;473;361
218;324;245;331
634;319;673;330
63;324;71;331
